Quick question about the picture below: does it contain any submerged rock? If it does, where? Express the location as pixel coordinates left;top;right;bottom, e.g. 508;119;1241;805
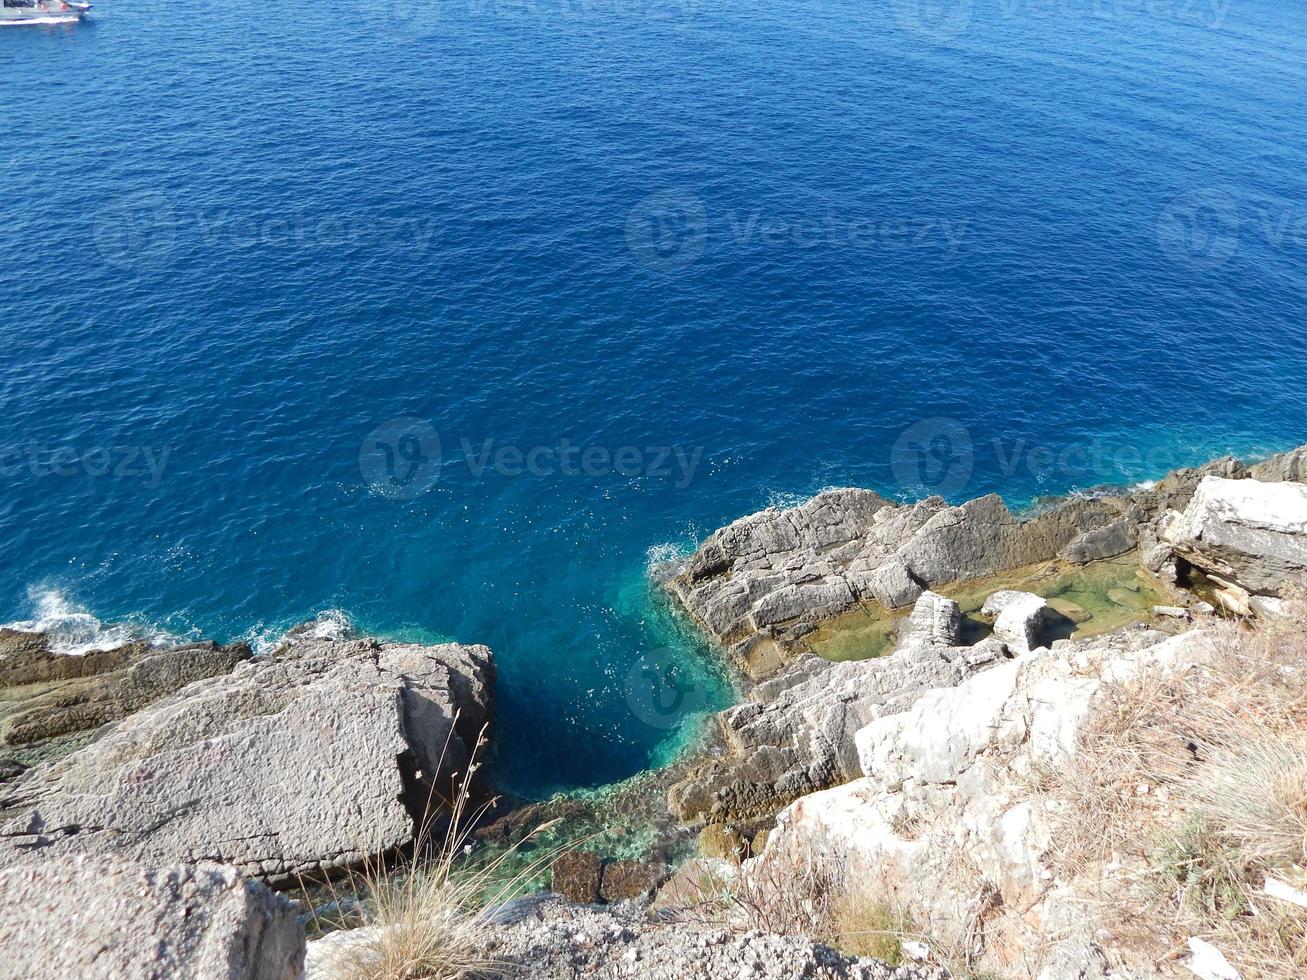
0;637;493;882
0;857;304;980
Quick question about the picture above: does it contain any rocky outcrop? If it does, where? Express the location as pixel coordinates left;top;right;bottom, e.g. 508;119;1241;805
745;626;1212;979
0;857;305;979
0;637;493;882
305;895;945;980
665;443;1307;682
1161;475;1307;601
1;640;252;748
668;489;1127;678
668;593;1011;828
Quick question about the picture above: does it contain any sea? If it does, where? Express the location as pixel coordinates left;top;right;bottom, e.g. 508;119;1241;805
2;0;1305;797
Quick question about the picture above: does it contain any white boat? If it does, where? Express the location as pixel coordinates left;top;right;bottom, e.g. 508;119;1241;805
1;0;91;24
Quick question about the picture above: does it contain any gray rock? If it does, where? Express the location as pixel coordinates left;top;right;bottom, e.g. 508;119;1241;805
1163;476;1307;596
1250;444;1307;484
904;591;963;647
462;896;943;980
0;638;493;882
1153;605;1191;620
0;858;304;979
2;641;252;746
667;639;986;827
1059;518;1138;563
991;592;1048;655
669;488;1119;678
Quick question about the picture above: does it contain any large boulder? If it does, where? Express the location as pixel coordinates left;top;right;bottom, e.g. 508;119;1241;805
0;857;304;979
303;894;943;980
0;638;493;882
1162;475;1307;596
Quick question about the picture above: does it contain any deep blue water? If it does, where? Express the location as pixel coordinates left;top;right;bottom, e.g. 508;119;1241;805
2;0;1306;796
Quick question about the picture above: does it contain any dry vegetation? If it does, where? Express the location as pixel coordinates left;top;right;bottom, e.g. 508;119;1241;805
1035;592;1307;976
305;722;565;980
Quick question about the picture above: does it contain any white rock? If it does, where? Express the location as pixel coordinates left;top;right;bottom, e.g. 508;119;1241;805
991;592;1048;655
1185;937;1241;980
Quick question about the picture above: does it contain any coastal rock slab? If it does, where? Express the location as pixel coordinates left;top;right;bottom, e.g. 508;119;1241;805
1;640;252;747
903;591;963;647
0;638;493;882
0;857;304;980
471;896;942;980
1163;475;1307;596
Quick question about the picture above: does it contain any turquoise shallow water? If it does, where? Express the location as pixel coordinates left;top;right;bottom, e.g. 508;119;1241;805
2;0;1306;796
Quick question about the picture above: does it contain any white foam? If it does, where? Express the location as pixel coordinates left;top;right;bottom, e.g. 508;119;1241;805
245;609;358;655
2;587;176;656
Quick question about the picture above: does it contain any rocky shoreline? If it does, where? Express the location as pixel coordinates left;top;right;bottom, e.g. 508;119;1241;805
1;443;1305;978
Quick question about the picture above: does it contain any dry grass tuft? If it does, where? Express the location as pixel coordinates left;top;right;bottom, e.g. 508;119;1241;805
1033;591;1307;976
307;721;569;980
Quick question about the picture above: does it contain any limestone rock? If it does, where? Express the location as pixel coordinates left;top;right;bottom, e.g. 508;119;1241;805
0;857;304;979
668;488;1119;678
598;859;662;903
0;638;494;882
667;637;988;827
991;592;1048;655
1163;475;1307;596
904;591;963;647
2;641;252;746
1249;444;1307;484
470;895;942;980
752;628;1212;980
1059;518;1137;563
